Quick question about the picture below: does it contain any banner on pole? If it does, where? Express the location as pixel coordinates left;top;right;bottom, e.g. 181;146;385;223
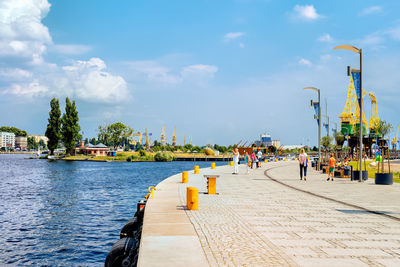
313;103;319;125
351;71;361;107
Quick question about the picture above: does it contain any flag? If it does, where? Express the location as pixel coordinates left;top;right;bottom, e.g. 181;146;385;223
351;72;361;107
313;103;319;125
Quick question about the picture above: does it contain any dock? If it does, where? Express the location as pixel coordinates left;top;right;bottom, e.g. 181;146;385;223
138;161;400;266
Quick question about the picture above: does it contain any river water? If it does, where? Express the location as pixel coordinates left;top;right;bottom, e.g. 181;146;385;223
0;154;226;266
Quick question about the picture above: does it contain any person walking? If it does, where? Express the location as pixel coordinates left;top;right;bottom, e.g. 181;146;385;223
233;147;240;174
250;151;256;169
299;149;308;181
257;149;262;168
244;151;250;174
327;153;336;181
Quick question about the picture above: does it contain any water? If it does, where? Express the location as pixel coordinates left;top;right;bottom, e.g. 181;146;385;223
0;154;226;266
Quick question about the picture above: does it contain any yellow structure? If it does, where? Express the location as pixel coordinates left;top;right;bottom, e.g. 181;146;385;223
186;187;198;210
211;162;215;169
145;128;150;150
229;161;234;166
182;171;188;183
145;186;157;199
129;132;142;145
368;92;379;132
264;159;268;163
172;126;177;146
160;125;166;145
189;136;192;145
207;177;216;194
339;76;367;134
194;165;199;174
392;125;399;147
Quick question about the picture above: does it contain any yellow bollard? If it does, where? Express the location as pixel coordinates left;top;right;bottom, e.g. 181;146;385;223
194;165;199;174
211;162;215;169
207;177;217;195
284;158;287;161
264;159;268;163
230;161;234;166
187;187;198;210
275;158;278;162
182;171;188;183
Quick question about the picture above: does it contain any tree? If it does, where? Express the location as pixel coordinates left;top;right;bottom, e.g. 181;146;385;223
27;137;38;150
268;145;277;153
322;136;333;151
61;97;81;155
89;137;97;145
45;98;61;155
97;122;133;148
376;120;392;139
0;126;27;136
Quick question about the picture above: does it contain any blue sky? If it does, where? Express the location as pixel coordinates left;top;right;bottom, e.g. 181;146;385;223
1;0;400;146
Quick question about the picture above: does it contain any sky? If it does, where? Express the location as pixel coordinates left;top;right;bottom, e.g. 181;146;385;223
0;0;400;146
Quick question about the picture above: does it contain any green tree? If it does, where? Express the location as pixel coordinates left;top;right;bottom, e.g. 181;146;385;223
0;126;27;136
27;137;38;150
61;97;81;155
376;120;392;139
322;136;333;151
89;137;97;145
45;98;61;155
108;122;133;149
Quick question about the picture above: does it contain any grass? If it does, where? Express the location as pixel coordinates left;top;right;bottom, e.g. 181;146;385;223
348;160;400;183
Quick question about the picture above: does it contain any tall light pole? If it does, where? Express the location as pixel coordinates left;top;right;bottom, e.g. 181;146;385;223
303;87;321;164
334;44;363;182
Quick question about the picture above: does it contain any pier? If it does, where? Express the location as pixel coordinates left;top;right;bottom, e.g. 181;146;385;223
138;161;400;266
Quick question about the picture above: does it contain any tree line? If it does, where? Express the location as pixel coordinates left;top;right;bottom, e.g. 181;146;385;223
45;98;80;155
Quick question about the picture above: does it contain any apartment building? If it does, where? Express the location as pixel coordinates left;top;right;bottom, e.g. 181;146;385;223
0;132;16;148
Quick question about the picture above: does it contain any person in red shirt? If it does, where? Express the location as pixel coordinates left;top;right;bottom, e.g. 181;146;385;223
327;153;336;181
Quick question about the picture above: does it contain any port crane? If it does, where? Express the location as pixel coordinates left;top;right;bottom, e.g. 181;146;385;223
172;127;177;146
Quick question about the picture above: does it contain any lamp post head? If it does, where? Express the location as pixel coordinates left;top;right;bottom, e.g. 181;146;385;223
334;44;361;54
303;86;320;93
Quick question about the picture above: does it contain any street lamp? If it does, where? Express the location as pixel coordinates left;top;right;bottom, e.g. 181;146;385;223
303;87;321;165
334;44;363;182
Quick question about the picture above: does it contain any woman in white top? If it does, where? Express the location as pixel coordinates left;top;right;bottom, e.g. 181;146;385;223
233;148;239;174
298;148;308;181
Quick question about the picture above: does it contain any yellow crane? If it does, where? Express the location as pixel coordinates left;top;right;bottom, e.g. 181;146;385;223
339;75;367;135
392;125;399;150
160;125;166;145
368;92;379;134
172;126;177;146
129;132;142;145
145;128;150;149
189;136;192;145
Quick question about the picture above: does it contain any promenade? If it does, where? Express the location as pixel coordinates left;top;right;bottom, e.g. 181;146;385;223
138;161;400;267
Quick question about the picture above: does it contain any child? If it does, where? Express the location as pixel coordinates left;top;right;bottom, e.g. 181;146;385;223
327;153;336;181
244;151;250;174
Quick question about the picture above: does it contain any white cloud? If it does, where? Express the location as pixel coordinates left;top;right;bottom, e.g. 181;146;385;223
126;60;182;85
299;58;312;66
181;64;218;79
224;32;245;42
292;5;322;21
0;68;32;81
51;44;92;55
4;79;48;96
318;33;333;42
239;43;245;48
359;6;383;16
386;25;400;41
0;0;52;62
61;58;129;103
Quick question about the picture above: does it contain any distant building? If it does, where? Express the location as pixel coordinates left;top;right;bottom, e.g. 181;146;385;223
258;133;280;148
15;136;28;150
74;141;109;156
28;135;49;145
0;132;15;148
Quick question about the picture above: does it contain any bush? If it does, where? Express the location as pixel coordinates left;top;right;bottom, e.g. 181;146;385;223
126;155;139;162
154;151;174;162
139;149;146;157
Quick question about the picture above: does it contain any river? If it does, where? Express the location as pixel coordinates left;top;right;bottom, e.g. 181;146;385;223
0;154;226;266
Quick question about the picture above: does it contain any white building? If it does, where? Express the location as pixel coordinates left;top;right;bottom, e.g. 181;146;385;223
0;132;16;148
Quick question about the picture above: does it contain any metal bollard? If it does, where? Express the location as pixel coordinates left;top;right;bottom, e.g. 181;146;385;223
264;159;268;163
187;187;198;210
182;171;188;183
207;177;217;195
194;165;199;174
275;158;278;162
211;162;215;169
230;161;234;166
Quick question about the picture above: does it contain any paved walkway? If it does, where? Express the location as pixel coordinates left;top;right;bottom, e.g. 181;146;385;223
138;162;400;267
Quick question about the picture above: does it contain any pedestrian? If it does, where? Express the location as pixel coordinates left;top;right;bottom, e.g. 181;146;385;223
250;151;256;169
257;149;262;168
244;151;250;174
232;147;239;174
327;153;336;181
299;148;308;180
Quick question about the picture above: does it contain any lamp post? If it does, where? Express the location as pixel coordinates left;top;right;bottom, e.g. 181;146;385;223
303;87;321;164
334;44;363;182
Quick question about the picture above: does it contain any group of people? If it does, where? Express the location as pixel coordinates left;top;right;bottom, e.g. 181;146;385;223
232;148;263;174
298;150;341;182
